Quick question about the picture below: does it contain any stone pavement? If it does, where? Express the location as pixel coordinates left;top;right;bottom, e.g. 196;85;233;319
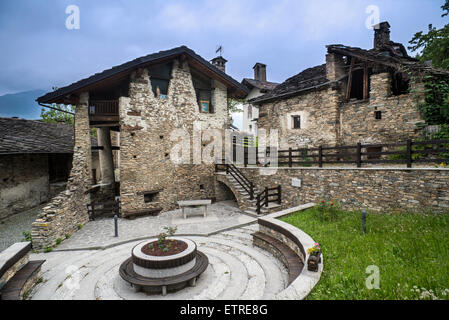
0;206;43;252
29;224;290;300
55;201;256;251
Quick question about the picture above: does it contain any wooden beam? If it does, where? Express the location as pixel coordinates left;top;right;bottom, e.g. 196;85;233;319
346;58;355;101
363;63;369;100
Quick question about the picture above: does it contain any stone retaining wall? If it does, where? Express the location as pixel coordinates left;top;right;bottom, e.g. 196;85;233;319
255;204;323;300
31;93;92;251
241;167;449;213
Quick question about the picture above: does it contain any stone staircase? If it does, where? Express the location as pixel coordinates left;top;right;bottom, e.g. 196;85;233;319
215;164;282;217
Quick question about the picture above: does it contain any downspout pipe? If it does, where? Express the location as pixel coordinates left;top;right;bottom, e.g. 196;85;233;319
38;101;75;115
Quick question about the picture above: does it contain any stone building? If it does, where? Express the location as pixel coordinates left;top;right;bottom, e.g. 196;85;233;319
251;22;449;149
0;117;99;220
32;46;248;249
241;63;279;136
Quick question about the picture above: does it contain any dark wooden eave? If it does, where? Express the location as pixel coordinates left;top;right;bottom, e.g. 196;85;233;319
37;46;249;104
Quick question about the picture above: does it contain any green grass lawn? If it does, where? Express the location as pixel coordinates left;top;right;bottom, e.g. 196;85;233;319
281;208;449;300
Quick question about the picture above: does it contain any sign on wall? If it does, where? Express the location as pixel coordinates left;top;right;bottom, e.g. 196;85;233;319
292;178;302;188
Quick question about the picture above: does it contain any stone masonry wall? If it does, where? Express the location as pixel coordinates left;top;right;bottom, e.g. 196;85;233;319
31;93;92;251
119;60;229;216
339;73;425;145
257;72;426;149
241;167;449;213
257;87;341;149
0;154;49;220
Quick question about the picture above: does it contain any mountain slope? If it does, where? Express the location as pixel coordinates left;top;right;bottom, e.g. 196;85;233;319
0;89;47;119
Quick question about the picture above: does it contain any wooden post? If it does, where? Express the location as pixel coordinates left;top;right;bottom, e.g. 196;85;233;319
256;146;259;166
277;185;282;205
265;187;269;207
318;146;323;168
250;182;254;200
356;143;362;168
346;58;355;101
407;139;413;168
363;63;369;100
257;193;261;215
288;148;293;167
226;164;229;175
244;146;248;168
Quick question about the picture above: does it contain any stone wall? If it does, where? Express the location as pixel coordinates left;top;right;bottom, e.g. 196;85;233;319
339;73;425;145
0;154;49;220
119;60;229;216
240;167;449;213
257;72;426;149
31;93;92;251
257;87;341;149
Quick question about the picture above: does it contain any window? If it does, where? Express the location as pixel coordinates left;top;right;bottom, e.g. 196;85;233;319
192;70;214;113
391;72;410;96
292;116;301;129
144;193;157;203
148;63;173;99
375;111;382;120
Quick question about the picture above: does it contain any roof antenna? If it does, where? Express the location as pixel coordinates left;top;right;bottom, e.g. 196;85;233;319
216;45;223;57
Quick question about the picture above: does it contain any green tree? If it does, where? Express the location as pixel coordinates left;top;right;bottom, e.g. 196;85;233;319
40;87;75;125
227;98;245;114
408;1;449;70
40;104;75;125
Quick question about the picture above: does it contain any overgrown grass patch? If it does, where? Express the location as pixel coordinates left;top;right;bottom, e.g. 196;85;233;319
281;208;449;300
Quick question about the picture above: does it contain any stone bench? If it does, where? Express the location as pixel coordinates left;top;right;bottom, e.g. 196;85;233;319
177;200;212;219
119;251;209;296
125;208;163;220
252;232;303;285
252;204;323;300
0;242;45;300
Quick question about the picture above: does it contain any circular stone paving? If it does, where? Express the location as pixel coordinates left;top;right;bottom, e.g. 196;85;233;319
29;224;290;300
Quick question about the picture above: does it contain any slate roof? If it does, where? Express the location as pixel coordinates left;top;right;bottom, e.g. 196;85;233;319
251;43;449;105
326;44;449;77
0;117;75;155
37;46;249;104
250;64;329;104
242;78;279;92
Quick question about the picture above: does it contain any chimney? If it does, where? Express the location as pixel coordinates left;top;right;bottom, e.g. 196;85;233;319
373;21;391;50
211;56;228;73
253;63;267;82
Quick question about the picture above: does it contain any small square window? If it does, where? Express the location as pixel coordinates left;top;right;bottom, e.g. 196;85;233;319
292;116;301;129
375;111;382;120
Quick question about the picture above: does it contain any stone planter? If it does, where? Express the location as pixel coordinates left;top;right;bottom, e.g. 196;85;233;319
119;237;209;295
131;237;197;279
307;250;321;272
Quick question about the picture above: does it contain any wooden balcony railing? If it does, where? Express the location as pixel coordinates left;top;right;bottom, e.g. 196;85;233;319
89;100;119;116
89;100;119;124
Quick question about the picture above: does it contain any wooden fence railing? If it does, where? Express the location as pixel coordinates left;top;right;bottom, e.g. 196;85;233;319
89;100;119;116
256;186;282;215
216;163;255;200
237;139;449;168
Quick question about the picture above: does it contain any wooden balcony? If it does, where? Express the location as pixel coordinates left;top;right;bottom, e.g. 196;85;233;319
89;100;120;125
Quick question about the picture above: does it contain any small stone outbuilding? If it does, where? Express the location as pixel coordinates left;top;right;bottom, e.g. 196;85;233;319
0;117;99;220
251;22;449;149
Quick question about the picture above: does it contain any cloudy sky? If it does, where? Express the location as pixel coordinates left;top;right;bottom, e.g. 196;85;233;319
0;0;446;124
